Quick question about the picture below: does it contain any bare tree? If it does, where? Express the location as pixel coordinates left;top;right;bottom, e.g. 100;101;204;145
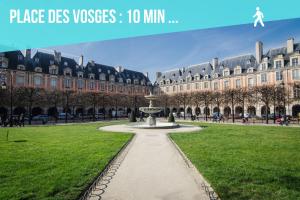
200;91;212;121
224;89;239;123
256;85;273;124
211;91;224;117
15;87;44;125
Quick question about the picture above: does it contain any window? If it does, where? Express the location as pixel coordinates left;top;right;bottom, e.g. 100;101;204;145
127;79;131;84
134;79;139;84
294;85;300;98
275;71;283;81
64;68;72;76
35;67;42;73
180;85;183;91
50;60;54;65
89;81;95;90
100;84;105;91
195;75;200;81
119;78;123;83
89;74;95;80
292;69;300;80
235;68;241;74
166;86;169;92
261;73;267;83
204;82;208;89
275;60;282;69
17;65;26;70
77;72;83;78
109;75;115;82
261;63;267;70
224;80;229;89
64;78;71;88
34;76;42;86
16;75;25;85
50;67;58;75
292;58;299;67
247;68;253;73
187;84;190;90
173;86;176;92
50;78;57;88
100;73;106;81
248;78;254;88
78;79;84;89
195;83;199;89
213;82;218;90
224;70;230;76
235;79;241;88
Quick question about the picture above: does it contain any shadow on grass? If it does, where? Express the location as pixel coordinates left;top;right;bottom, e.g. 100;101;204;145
13;140;27;143
280;175;300;192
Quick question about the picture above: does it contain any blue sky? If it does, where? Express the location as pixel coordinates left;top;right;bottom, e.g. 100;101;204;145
47;18;300;81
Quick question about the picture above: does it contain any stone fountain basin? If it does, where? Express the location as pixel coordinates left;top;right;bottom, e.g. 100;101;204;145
139;107;163;114
129;122;180;129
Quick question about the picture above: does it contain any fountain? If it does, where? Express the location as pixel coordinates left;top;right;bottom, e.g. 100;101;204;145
131;90;179;129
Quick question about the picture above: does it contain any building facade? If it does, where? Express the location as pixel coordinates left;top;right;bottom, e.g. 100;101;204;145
155;38;300;117
0;49;151;117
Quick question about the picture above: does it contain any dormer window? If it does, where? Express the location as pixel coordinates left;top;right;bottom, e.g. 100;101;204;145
118;78;123;83
35;58;39;63
204;75;209;80
247;68;253;73
107;70;110;74
35;67;42;73
17;65;26;70
50;60;54;65
64;62;68;66
64;68;72;76
100;73;106;81
127;79;131;84
134;79;139;84
98;68;102;72
89;74;95;80
18;55;23;61
77;72;83;78
109;75;115;82
214;73;219;78
49;66;58;75
223;69;230;76
235;66;241;74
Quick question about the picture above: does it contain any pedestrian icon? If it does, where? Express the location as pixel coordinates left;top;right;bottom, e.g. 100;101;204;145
253;7;264;27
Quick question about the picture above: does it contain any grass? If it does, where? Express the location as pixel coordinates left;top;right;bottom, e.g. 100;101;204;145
0;121;132;200
170;123;300;200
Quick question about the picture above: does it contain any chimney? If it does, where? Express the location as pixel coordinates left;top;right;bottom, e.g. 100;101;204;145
287;38;294;54
255;41;263;63
90;60;95;66
212;57;218;69
156;72;162;79
23;49;31;59
79;55;84;66
115;66;123;73
54;50;61;63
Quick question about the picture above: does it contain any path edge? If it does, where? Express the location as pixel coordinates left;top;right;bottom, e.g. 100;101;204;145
168;132;220;200
77;131;135;200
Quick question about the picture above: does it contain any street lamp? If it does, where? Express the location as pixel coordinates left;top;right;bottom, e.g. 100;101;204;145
280;82;287;124
0;69;13;127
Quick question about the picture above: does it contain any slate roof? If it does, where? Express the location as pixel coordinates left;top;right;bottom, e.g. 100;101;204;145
156;42;300;83
2;50;150;85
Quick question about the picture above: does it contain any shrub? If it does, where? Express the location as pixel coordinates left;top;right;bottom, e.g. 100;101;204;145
129;110;137;122
168;113;175;123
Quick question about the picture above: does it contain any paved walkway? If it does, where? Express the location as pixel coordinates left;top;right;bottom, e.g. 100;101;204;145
88;124;211;200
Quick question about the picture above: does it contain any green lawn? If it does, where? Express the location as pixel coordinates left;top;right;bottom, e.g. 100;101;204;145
0;122;132;200
170;123;300;200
